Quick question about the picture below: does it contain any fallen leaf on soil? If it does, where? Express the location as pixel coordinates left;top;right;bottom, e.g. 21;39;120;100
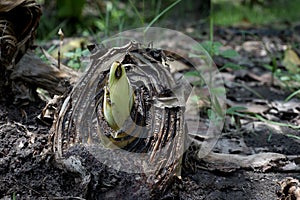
277;177;300;200
227;99;269;114
283;48;300;73
243;121;283;134
271;100;300;114
246;71;283;86
220;72;236;82
201;152;286;172
242;41;267;57
169;59;190;73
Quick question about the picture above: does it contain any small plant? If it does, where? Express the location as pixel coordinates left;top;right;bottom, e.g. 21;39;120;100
64;48;90;70
263;47;300;98
186;40;242;89
225;106;247;129
191;40;243;70
12;192;17;200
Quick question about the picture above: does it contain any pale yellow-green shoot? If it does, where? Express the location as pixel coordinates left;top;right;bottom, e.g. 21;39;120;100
103;61;134;133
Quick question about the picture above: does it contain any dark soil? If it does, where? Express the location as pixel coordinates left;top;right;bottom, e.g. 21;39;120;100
1;24;300;199
1;100;299;200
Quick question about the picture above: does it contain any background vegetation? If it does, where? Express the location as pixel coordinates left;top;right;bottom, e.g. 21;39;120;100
36;0;300;41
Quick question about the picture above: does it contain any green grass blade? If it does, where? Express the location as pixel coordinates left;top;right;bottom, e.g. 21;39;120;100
287;134;300;140
144;0;181;33
129;0;144;25
254;114;300;129
285;89;300;102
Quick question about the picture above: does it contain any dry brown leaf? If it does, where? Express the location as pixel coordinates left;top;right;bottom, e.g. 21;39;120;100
201;152;286;172
271;100;300;114
277;177;300;200
283;48;300;73
247;72;284;86
169;59;190;73
242;41;267;57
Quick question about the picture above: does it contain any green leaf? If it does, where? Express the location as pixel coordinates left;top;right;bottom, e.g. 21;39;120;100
200;41;222;56
212;96;225;117
184;70;201;77
81;49;90;57
191;44;205;52
220;49;239;58
211;87;226;96
220;62;244;71
262;64;274;71
208;109;217;121
67;60;80;69
64;52;75;58
188;53;208;60
280;76;291;81
226;106;247;115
